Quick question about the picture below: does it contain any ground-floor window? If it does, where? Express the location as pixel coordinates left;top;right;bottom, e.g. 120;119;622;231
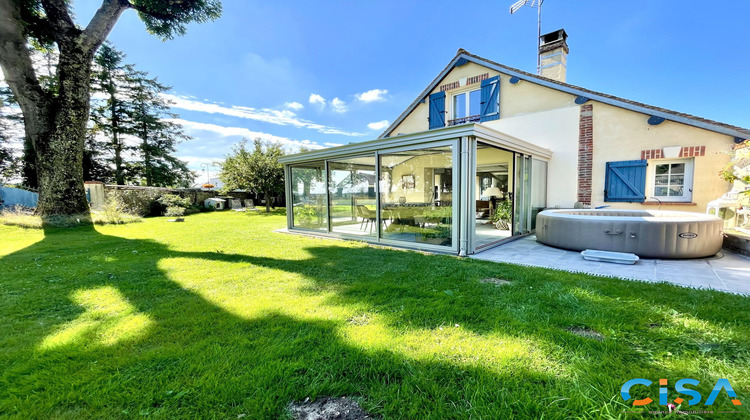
650;158;694;202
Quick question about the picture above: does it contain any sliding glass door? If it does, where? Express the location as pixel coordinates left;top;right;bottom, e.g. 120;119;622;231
378;145;455;248
328;155;377;237
474;143;514;249
513;154;532;235
472;143;548;251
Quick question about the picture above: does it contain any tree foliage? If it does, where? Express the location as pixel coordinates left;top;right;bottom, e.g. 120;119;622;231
129;71;193;187
0;0;221;215
90;43;136;185
220;139;285;212
0;121;19;183
88;43;193;187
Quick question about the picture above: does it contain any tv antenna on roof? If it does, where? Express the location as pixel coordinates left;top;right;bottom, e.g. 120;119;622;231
509;0;545;75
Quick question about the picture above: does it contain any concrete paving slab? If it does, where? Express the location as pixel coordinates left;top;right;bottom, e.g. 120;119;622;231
472;235;750;295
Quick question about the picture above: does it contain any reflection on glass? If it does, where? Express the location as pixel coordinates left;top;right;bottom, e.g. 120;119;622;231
474;144;514;248
654;162;686;197
453;94;466;119
530;159;547;230
514;154;532;234
469;90;481;116
328;155;377;237
379;146;453;247
291;163;328;230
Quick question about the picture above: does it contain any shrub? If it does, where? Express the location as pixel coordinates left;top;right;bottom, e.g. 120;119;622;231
0;199;141;228
490;199;513;230
96;194;141;225
165;206;186;217
110;189;162;216
100;194;126;224
157;194;191;209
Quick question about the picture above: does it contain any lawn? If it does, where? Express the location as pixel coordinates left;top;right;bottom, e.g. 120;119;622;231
1;211;748;419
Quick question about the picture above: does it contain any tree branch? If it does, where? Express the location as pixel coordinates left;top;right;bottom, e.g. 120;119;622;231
126;2;174;21
0;0;50;133
40;0;76;35
81;0;130;54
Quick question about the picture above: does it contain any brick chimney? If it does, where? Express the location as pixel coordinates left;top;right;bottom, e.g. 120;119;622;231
539;29;569;83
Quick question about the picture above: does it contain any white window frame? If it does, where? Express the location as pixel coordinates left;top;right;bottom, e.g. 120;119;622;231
648;158;694;202
451;88;481;120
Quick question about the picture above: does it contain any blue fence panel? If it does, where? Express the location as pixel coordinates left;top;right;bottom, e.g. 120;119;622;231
0;187;39;208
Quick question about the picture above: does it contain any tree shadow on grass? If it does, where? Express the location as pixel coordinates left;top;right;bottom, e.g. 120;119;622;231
0;223;748;418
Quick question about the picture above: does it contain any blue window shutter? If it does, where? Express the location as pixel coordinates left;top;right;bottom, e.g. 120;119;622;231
480;76;500;122
604;160;647;202
428;91;446;130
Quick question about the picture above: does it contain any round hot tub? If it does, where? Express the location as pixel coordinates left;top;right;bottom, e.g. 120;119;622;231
536;209;723;259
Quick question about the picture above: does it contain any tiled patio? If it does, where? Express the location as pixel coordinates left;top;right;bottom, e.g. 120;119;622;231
472;235;750;295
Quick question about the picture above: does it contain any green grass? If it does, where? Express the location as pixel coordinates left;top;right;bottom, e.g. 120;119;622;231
1;211;749;419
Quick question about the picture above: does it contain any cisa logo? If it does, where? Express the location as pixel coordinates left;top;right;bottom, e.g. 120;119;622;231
621;378;742;407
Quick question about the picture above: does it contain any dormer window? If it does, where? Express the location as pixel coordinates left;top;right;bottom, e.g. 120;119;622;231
451;89;481;125
428;75;500;130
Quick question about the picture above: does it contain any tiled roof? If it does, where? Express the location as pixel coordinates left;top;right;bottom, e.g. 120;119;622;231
380;49;750;140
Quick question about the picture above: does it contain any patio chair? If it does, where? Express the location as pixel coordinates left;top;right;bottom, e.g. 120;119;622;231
244;199;259;211
357;205;384;233
231;199;245;211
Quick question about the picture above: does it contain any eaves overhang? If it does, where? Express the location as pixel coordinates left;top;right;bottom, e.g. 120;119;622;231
279;124;552;165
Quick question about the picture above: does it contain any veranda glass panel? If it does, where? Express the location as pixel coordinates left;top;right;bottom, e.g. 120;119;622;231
530;159;548;230
328;155;377;237
474;143;514;248
290;162;328;231
379;146;453;247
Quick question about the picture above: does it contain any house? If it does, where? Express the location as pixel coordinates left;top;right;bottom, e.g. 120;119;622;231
279;29;750;256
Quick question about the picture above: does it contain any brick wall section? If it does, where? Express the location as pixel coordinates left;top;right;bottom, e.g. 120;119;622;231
641;149;663;160
641;146;705;160
679;146;706;158
577;104;593;204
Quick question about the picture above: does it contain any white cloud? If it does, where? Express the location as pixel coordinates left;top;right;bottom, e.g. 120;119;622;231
367;120;390;131
285;101;304;111
308;93;326;106
331;97;347;113
168;118;326;151
162;94;366;136
356;89;389;103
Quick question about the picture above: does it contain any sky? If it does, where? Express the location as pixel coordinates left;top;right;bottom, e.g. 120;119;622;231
68;0;750;181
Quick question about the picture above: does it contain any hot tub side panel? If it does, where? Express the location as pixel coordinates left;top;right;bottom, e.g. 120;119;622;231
536;211;723;259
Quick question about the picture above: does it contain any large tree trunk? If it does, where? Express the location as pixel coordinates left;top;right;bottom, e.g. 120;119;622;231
141;109;152;186
111;94;123;185
34;46;94;215
0;0;127;217
21;136;38;189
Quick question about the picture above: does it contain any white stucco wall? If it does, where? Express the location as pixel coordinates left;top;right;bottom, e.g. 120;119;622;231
483;106;580;208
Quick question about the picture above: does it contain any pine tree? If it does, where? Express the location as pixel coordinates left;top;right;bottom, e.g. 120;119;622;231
0;86;18;183
0;85;29;186
82;130;113;183
129;76;193;187
90;44;136;185
0;117;18;183
0;0;220;216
